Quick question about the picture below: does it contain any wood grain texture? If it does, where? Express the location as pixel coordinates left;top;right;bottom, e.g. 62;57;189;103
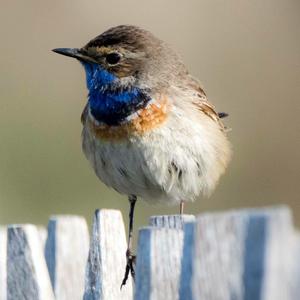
0;227;7;300
37;226;47;251
289;233;300;300
45;216;89;300
189;206;298;300
179;222;195;300
260;207;299;300
149;214;195;229
191;210;247;300
135;226;184;300
83;209;133;300
7;224;55;300
2;207;300;300
135;214;195;300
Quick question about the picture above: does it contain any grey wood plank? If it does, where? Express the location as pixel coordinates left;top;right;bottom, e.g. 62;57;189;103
189;206;296;300
7;224;55;300
83;209;133;300
0;227;7;300
259;207;297;300
135;226;184;300
288;233;300;300
45;215;89;300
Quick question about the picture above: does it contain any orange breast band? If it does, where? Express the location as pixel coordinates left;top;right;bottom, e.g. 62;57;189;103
88;95;169;141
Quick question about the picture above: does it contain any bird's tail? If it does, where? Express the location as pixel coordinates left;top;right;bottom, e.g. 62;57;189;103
218;112;229;119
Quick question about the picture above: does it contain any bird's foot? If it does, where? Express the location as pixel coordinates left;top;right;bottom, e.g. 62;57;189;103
120;249;136;289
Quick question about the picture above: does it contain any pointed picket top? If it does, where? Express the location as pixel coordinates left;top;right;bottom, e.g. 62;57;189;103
84;209;133;300
45;215;89;300
1;206;300;300
7;224;55;300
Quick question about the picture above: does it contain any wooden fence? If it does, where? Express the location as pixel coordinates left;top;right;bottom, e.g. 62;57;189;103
0;206;299;300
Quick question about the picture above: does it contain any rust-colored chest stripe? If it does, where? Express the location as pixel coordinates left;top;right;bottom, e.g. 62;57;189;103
87;96;169;140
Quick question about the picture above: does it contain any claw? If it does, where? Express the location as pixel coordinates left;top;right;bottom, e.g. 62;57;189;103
121;195;137;289
120;250;136;289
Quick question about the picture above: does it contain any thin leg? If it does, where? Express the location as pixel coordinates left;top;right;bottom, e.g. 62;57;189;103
121;195;137;289
180;200;185;215
128;195;136;252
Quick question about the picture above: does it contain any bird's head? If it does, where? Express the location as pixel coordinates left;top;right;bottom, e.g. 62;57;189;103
53;25;186;91
53;25;186;125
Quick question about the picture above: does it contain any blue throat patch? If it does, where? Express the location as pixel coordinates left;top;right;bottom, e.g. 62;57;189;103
82;62;151;126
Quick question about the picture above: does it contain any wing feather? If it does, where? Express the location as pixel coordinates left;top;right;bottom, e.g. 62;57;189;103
187;76;228;131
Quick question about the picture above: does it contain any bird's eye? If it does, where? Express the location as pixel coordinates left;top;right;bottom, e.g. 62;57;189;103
106;52;121;65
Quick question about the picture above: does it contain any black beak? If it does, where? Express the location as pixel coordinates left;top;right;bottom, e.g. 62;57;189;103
52;48;82;58
52;48;95;63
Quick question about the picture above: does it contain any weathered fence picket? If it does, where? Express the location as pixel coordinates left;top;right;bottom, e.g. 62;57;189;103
189;207;299;300
134;214;195;300
0;206;299;300
83;209;133;300
135;227;184;300
136;207;300;300
7;225;55;300
45;216;89;300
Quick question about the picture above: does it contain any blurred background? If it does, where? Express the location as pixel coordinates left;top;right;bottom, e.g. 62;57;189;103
0;0;299;234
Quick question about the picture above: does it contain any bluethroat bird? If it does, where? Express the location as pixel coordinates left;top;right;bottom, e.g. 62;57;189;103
53;25;231;287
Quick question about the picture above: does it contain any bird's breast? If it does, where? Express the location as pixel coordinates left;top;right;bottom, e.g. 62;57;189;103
86;95;169;141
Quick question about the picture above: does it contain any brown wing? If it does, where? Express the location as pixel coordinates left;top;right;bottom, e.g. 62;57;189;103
187;76;228;131
194;101;227;130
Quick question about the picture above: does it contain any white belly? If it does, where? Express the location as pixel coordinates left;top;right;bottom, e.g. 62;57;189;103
81;108;231;205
